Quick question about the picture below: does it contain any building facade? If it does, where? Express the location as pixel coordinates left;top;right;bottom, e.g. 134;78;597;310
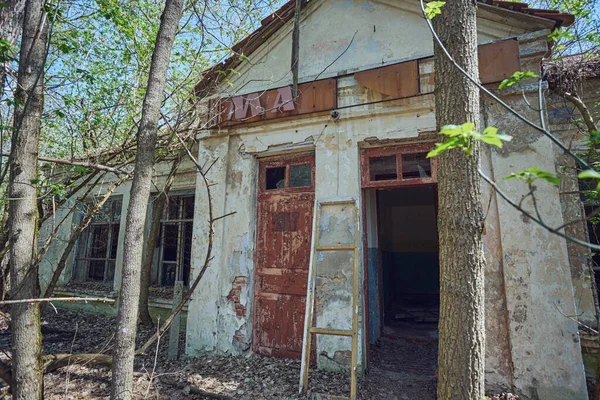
39;1;598;399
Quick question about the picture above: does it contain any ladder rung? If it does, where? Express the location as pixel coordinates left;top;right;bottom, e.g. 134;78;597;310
319;200;356;206
316;246;355;251
312;394;349;400
309;327;354;337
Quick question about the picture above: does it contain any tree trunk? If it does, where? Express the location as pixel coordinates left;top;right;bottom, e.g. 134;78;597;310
139;155;182;326
8;0;48;398
110;0;184;399
0;0;26;91
432;2;486;399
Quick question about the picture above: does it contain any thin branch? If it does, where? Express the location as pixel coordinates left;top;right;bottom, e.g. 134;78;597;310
417;0;589;170
479;167;600;251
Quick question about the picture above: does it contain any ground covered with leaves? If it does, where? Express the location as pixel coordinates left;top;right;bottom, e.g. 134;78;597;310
0;308;524;399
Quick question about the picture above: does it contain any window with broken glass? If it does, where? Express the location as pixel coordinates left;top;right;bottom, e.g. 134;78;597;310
158;194;194;286
72;197;122;283
361;144;437;189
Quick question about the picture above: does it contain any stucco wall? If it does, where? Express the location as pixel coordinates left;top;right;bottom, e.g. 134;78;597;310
185;9;590;397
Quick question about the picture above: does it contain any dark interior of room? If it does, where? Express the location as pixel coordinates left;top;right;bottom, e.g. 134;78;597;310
377;185;439;337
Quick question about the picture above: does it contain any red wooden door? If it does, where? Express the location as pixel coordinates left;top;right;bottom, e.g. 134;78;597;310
253;154;315;358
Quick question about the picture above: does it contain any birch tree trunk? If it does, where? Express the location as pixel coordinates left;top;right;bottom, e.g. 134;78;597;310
8;0;47;398
110;0;184;398
432;1;486;399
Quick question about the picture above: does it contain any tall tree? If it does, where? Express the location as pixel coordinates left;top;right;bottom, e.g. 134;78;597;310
8;0;48;398
110;0;185;398
432;1;486;399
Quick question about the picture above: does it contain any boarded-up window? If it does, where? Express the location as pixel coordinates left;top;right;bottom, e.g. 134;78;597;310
73;197;122;283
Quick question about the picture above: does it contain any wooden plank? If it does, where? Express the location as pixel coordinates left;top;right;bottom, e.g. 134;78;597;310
354;60;419;99
167;281;183;360
478;39;520;84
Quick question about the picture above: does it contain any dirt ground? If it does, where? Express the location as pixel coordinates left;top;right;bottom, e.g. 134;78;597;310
0;308;521;399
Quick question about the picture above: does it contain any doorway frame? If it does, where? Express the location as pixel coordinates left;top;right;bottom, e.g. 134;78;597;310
360;142;438;368
252;152;316;358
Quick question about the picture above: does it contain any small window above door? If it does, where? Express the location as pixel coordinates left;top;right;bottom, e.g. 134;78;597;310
259;154;315;193
361;144;437;188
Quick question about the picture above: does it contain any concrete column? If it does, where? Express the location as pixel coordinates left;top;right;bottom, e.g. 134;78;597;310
313;126;365;371
487;124;587;399
185;135;230;355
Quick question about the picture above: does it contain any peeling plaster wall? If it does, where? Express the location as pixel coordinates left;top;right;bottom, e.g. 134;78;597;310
484;90;588;398
217;0;552;97
547;78;600;328
185;26;591;399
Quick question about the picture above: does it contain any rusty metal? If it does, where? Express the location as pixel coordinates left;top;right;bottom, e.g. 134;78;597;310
253;154;315;359
213;78;336;127
354;60;419;99
299;198;360;400
360;143;437;189
478;39;521;84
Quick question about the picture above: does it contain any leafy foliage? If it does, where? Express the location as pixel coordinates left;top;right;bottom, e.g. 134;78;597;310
498;71;539;90
424;1;445;19
427;122;512;158
505;167;561;185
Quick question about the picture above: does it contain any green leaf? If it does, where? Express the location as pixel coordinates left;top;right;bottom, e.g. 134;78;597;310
427;136;463;158
505;167;560;185
478;126;512;148
239;55;249;61
424;1;445;19
578;169;600;180
498;71;539;90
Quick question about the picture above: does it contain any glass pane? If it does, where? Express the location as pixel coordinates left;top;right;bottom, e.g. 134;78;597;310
162;263;176;286
290;164;312;188
105;260;116;282
109;224;120;259
162;224;179;261
92;203;111;222
167;197;180;220
266;167;286;190
182;196;195;219
369;155;397;181
402;153;431;179
182;222;193;285
88;260;106;281
111;199;122;222
89;225;109;258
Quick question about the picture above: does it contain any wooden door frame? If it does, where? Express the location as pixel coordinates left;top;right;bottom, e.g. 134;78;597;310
360;143;438;369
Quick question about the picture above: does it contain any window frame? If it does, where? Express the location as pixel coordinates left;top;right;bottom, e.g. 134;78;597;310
258;153;315;196
361;143;437;189
73;196;123;283
157;192;195;287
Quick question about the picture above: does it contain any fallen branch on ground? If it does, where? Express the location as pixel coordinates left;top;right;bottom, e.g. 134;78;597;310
43;353;113;373
0;297;115;305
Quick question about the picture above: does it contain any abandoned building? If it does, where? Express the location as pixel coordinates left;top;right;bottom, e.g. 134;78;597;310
38;0;600;399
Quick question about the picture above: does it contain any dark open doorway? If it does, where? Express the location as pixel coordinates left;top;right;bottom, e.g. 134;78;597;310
365;185;439;387
378;185;439;339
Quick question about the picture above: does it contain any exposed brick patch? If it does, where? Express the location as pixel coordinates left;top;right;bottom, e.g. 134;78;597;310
227;276;247;318
233;323;250;352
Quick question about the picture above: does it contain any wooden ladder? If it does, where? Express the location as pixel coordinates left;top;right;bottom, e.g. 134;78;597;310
299;198;360;400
